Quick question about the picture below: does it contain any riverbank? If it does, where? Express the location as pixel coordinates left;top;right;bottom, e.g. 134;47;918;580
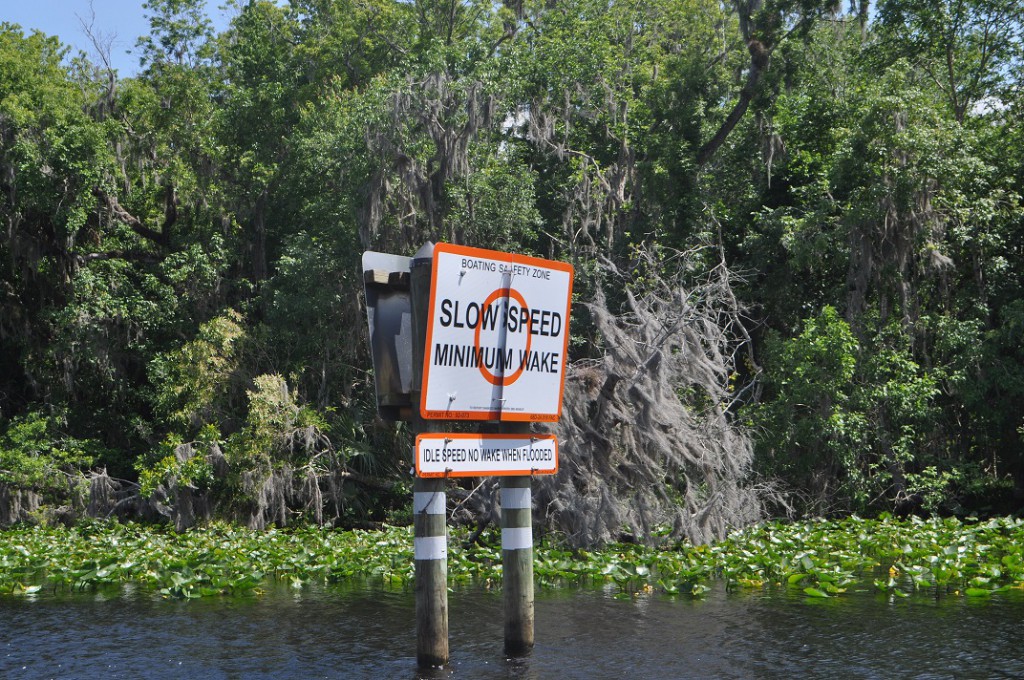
2;515;1022;599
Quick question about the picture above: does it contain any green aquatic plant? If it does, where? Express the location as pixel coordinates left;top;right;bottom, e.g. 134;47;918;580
1;516;1023;600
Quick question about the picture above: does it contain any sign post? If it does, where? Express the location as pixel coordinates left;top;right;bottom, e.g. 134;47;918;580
409;243;448;669
363;241;573;668
500;422;535;656
418;243;573;658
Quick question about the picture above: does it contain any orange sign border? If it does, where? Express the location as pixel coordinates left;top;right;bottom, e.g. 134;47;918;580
415;433;559;478
421;243;574;421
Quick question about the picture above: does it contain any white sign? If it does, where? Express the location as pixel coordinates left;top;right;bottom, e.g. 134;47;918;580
415;433;559;477
421;243;574;421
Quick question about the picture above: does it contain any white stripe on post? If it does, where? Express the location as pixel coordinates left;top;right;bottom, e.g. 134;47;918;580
500;486;532;510
414;491;446;515
415;536;448;561
501;526;533;551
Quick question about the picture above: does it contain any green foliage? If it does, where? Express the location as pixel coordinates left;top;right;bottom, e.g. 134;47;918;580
136;426;219;498
227;373;330;469
149;311;246;431
3;516;1024;600
0;25;110;236
138;0;216;70
876;0;1023;121
748;307;863;500
738;5;1024;516
0;411;100;494
2;1;1024;527
750;307;943;514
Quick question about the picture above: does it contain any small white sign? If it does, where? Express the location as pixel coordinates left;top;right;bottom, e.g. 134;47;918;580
421;243;574;421
415;433;559;478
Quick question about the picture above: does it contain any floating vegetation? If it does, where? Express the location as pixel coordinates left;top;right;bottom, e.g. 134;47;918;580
1;515;1023;600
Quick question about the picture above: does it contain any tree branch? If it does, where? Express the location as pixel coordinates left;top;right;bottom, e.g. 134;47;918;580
696;40;768;167
95;189;171;247
696;1;832;168
76;250;163;265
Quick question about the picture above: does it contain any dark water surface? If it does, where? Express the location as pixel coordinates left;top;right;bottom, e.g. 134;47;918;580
2;583;1023;679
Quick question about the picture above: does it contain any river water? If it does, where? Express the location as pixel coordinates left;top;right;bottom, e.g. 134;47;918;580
2;583;1022;679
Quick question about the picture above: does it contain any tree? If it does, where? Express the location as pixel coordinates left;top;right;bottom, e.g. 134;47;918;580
876;0;1024;122
695;0;843;166
4;0;1024;533
738;9;1024;514
750;307;941;515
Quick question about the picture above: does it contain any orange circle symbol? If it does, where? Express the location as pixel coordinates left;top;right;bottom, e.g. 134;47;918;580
474;287;531;386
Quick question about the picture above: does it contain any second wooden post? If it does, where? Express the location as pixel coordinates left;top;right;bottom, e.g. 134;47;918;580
500;423;535;655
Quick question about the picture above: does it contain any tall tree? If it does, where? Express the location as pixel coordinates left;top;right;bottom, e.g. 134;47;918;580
876;0;1023;122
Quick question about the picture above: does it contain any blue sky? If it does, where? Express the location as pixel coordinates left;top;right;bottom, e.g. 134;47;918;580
3;1;234;76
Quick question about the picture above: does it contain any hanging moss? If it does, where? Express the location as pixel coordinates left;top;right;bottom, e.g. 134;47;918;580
540;247;766;547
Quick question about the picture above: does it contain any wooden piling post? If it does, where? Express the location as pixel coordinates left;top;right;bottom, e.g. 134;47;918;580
500;427;535;655
410;242;448;669
413;476;448;667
